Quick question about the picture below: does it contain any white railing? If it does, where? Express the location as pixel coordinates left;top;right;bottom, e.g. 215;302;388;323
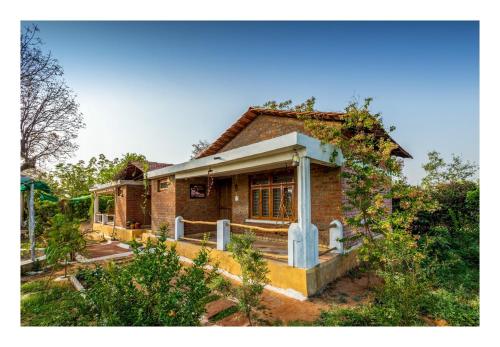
95;213;103;223
172;216;346;270
94;213;115;225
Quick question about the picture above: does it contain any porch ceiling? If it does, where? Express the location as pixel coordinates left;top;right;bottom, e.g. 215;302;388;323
148;132;343;180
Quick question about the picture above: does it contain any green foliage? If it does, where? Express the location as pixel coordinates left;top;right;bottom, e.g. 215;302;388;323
208;305;239;323
416;152;479;295
84;238;222;326
21;280;92;326
296;97;479;326
33;194;60;237
45;214;86;276
319;304;395;326
421;288;479;326
421;224;479;293
258;96;316;112
422;151;477;187
227;232;269;326
157;222;169;239
40;153;147;199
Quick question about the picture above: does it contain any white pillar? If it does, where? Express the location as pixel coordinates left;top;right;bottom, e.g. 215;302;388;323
93;193;99;223
329;220;344;254
288;223;303;267
28;182;35;262
288;156;318;269
174;216;184;240
217;219;230;251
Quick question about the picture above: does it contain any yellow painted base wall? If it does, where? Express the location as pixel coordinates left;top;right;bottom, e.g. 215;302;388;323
91;223;148;242
141;232;358;297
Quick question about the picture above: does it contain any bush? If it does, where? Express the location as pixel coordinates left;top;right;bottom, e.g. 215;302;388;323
34;199;60;238
421;289;479;326
227;232;269;326
318;304;408;326
45;214;86;277
421;224;479;293
84;239;222;326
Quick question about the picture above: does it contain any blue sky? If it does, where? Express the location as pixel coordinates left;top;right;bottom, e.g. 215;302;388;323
23;21;479;184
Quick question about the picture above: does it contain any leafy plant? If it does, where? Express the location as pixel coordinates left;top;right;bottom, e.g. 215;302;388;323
84;238;223;326
45;214;86;278
227;232;269;326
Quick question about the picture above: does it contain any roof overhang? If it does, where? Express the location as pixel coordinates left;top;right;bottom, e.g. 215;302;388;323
89;180;144;193
148;132;344;180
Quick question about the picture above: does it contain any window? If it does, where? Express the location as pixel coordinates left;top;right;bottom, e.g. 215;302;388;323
249;171;295;221
158;178;170;191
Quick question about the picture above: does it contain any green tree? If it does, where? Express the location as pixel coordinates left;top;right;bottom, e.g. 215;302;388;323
422;151;477;187
45;214;86;278
228;232;269;326
40;153;147;199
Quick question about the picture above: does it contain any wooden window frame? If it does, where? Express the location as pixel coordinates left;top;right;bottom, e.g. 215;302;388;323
249;171;296;221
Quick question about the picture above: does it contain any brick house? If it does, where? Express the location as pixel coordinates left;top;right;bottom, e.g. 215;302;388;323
89;107;410;297
89;161;170;241
144;107;411;297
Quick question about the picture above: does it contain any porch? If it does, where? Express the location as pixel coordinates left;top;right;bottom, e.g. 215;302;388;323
89;179;151;242
147;132;357;297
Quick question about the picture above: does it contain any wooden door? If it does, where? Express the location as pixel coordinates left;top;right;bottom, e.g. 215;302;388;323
217;178;232;220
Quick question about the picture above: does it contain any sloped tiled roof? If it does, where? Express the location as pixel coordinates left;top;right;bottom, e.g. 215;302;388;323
115;161;172;180
145;161;172;171
197;107;412;159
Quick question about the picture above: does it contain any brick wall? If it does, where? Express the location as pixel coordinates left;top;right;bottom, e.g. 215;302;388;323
175;177;219;235
311;163;342;245
219;115;308;152
150;176;219;237
126;184;151;227
151;176;176;237
114;187;126;228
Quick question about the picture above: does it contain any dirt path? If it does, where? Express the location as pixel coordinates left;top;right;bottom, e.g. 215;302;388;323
206;272;379;326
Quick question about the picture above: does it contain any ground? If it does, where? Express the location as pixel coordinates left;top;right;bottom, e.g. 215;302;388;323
20;239;441;326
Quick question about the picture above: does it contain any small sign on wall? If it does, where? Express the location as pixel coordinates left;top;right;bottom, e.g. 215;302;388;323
190;184;206;199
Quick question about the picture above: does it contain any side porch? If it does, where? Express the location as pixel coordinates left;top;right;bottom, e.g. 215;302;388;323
89;180;151;242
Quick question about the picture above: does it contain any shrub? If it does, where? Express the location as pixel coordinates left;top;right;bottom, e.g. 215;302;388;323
227;232;269;326
421;288;479;326
45;214;86;277
318;304;398;326
84;239;222;326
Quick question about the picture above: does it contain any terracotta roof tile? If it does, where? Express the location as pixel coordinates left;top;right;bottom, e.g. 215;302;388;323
197;107;412;159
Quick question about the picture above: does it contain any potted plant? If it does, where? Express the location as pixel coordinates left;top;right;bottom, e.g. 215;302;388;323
126;220;132;228
135;222;141;229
